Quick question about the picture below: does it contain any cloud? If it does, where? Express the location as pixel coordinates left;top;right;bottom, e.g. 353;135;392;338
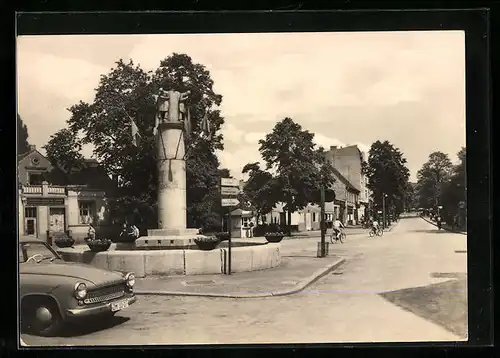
17;31;465;183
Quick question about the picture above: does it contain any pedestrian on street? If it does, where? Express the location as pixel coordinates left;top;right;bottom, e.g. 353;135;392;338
249;221;254;238
131;223;140;239
87;223;96;241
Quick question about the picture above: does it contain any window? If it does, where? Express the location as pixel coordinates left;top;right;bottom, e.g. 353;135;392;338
19;242;57;264
242;217;250;227
25;207;37;218
79;201;95;224
28;173;44;185
312;213;316;222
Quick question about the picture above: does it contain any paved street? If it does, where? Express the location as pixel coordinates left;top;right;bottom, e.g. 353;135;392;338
22;216;467;346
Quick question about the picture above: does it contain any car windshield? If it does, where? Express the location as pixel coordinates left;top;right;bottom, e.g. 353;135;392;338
19;242;59;263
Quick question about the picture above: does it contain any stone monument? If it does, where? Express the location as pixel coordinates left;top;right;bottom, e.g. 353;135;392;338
135;88;200;249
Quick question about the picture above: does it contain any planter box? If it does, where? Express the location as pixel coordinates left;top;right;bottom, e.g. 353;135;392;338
265;235;284;243
55;238;75;248
194;239;221;251
87;242;112;252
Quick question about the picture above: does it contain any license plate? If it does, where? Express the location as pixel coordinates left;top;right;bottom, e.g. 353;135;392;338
111;299;129;312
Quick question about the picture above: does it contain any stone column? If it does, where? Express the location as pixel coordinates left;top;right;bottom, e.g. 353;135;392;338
156;121;186;231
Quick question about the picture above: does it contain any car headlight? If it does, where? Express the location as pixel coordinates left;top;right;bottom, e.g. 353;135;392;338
74;282;87;299
125;272;135;288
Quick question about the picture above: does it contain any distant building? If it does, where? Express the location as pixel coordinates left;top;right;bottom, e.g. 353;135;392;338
240;163;361;231
325;145;371;222
18;145;116;242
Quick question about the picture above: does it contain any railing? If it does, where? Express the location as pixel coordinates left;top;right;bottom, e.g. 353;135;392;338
22;185;66;195
23;185;42;194
48;186;65;195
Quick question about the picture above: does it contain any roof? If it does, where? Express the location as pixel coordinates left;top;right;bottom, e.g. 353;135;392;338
230;209;253;217
331;166;360;193
17;148;47;164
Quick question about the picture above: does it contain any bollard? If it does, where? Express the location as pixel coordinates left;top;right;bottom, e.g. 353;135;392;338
317;242;329;258
46;230;52;246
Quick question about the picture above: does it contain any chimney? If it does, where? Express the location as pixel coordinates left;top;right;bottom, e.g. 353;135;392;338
28;144;36;152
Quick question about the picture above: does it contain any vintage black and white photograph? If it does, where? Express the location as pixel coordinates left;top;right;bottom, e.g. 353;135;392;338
17;31;467;346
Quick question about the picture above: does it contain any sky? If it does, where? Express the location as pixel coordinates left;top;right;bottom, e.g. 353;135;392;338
17;31;465;182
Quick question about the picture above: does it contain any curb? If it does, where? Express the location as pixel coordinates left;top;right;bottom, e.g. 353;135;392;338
420;216;467;235
135;257;346;298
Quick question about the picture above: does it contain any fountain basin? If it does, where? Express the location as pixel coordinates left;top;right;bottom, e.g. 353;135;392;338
56;241;281;277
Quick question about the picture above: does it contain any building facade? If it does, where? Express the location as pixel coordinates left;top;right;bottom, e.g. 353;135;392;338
326;145;371;222
18;145;113;242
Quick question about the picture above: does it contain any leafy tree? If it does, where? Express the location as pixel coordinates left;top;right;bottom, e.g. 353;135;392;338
65;54;226;228
365;140;410;220
440;147;466;226
17;114;31;154
416;151;454;209
257;118;336;232
403;182;418;212
241;162;280;223
43;128;85;173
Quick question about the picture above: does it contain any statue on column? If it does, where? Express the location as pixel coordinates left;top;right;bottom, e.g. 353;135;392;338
153;88;190;136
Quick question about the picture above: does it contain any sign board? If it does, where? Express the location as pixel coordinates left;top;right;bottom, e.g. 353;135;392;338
221;178;240;187
26;197;65;206
221;186;240;196
221;198;240;207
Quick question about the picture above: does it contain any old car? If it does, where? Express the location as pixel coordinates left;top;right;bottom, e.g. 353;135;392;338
19;237;137;336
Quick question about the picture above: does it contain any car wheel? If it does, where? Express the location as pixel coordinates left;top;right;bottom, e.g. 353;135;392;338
23;297;63;337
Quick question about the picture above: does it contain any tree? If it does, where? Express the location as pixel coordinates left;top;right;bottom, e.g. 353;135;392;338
257;118;336;232
403;182;418;212
43;128;85;173
440;147;466;226
241;162;280;223
17;114;30;154
65;54;226;228
365;140;410;219
416;151;454;210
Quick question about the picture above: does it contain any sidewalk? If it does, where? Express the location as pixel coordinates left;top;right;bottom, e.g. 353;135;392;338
135;255;345;298
420;216;467;235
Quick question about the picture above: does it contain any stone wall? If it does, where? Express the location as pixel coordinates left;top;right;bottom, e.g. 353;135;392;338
57;242;282;277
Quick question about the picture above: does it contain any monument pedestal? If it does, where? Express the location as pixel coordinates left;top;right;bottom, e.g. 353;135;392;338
135;228;200;249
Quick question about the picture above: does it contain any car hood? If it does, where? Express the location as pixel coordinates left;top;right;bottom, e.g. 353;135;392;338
20;261;126;287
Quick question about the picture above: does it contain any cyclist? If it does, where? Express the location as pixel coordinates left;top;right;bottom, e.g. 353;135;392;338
370;218;380;235
332;217;345;241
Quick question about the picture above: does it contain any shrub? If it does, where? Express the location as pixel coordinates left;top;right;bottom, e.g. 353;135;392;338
86;238;112;252
54;235;75;248
193;236;221;251
215;232;230;241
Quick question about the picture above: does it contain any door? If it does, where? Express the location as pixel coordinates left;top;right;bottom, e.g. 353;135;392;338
49;207;66;233
26;219;36;235
305;213;312;231
24;207;37;236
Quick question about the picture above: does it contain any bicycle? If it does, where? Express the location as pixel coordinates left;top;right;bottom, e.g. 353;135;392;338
368;227;384;237
330;229;346;243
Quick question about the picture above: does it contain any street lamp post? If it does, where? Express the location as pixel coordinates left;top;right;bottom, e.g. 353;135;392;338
382;193;388;229
320;183;326;257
